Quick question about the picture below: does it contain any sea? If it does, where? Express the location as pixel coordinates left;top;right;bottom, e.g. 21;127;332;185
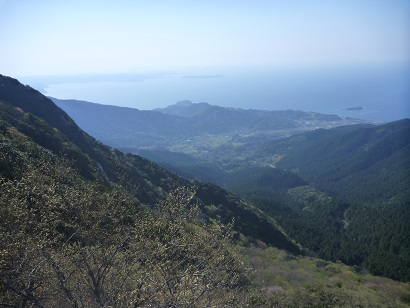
19;65;410;123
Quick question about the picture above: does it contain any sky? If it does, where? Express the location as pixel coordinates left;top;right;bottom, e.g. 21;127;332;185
0;0;409;77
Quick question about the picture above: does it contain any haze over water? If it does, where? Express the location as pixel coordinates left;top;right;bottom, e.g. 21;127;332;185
23;65;410;123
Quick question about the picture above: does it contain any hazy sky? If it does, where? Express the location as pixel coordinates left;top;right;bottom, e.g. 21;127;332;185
1;0;409;77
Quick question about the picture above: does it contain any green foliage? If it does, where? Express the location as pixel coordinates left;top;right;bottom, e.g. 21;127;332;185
274;119;410;205
242;186;346;259
195;182;302;254
226;166;307;193
341;201;410;281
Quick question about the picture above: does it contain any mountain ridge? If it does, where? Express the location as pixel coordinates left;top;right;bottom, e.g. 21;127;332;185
50;97;371;150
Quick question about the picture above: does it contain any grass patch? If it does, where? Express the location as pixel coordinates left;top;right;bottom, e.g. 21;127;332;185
237;245;410;307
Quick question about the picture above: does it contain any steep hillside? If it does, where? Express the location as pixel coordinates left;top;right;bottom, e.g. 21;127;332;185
0;74;300;252
250;120;410;281
261;120;410;204
0;113;249;306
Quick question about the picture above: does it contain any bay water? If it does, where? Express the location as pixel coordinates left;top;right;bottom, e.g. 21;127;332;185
22;65;410;122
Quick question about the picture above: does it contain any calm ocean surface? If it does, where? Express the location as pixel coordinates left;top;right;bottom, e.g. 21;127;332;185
24;66;410;122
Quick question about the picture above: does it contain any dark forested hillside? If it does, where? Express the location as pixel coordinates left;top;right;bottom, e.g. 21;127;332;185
266;119;410;204
249;120;410;281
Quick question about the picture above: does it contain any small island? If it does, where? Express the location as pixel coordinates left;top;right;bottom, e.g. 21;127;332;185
345;106;363;111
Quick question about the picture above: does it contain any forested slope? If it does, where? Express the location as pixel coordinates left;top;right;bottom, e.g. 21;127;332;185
249;120;410;281
271;119;410;204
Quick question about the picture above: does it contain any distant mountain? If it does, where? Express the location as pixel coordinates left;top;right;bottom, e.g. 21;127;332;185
155;100;364;133
154;100;212;117
51;98;369;150
50;98;191;148
157;99;340;120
